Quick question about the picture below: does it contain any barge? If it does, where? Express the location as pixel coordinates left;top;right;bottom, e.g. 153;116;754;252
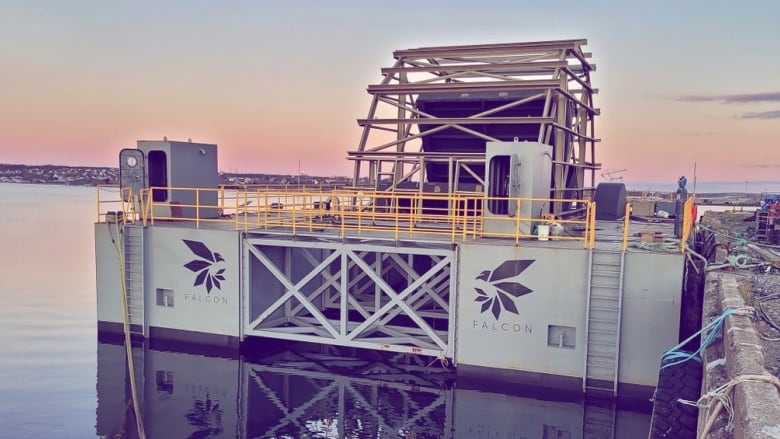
95;39;695;400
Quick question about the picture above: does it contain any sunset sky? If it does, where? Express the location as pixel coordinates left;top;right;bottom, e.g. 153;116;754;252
1;0;778;185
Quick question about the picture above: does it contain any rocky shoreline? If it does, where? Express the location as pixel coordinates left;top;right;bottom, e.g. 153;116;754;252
0;163;351;187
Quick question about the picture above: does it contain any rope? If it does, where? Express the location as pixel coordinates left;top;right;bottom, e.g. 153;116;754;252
634;238;682;252
660;307;752;370
679;373;780;437
696;223;750;247
426;352;450;368
109;222;147;439
705;252;769;272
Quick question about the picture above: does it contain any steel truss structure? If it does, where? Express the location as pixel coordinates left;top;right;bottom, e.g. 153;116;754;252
350;39;599;214
244;349;453;438
243;237;455;358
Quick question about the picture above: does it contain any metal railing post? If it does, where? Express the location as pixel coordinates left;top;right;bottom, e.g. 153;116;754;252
622;202;631;251
195;189;200;228
515;199;521;245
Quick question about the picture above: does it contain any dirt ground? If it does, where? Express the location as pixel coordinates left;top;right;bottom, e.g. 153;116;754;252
701;211;780;379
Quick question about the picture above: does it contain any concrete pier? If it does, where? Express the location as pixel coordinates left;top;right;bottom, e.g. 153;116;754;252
700;273;780;438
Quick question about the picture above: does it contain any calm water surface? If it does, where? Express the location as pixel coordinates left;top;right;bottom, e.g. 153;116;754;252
0;183;651;438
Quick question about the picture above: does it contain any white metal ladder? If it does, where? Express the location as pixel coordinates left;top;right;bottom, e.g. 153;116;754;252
582;397;616;439
583;248;625;395
123;224;146;337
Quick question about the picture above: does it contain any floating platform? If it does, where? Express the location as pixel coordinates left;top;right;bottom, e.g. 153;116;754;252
95;186;691;398
96;40;696;399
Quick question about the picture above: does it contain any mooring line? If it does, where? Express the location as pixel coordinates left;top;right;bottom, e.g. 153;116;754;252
109;221;146;439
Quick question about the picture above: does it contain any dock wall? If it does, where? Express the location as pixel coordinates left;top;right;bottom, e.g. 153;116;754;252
700;273;780;438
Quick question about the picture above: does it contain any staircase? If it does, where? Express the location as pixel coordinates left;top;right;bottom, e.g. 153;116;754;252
123;224;146;337
755;210;771;242
583;249;625;395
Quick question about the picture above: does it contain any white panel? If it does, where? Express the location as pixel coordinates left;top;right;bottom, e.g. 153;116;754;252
456;243;588;380
146;227;240;337
618;252;684;387
95;223;124;325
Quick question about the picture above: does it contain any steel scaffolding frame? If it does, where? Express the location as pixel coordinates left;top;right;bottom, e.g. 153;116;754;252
350;39;599;214
243;238;456;358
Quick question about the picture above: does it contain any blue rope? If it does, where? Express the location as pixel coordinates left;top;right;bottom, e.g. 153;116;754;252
660;308;737;370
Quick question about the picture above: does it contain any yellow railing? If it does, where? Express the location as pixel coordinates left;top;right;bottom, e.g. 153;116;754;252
680;196;695;252
96;186;598;245
96;185;138;224
622;202;632;251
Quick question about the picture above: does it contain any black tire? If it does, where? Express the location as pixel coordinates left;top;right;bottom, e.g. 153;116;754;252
649;356;702;438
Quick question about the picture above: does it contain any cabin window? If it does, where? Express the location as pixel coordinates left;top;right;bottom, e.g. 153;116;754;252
148;150;168;202
156;288;174;307
488;155;510;214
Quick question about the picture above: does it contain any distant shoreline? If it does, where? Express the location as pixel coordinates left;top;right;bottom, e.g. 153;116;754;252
0;163;772;205
0;163;351;188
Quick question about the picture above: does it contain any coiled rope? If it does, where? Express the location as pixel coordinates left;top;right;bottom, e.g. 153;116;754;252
660;307;752;370
680;373;780;437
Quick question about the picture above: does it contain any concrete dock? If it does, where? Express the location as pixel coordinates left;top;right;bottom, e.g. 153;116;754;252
700;273;780;438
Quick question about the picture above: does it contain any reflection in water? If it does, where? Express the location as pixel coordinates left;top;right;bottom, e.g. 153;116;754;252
96;338;650;438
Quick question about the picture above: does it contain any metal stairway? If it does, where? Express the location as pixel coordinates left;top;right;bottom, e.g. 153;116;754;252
122;224;146;337
583;248;625;395
755;210;771;242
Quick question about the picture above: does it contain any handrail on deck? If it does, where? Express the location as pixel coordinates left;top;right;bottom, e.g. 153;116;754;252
96;186;597;245
96;185;137;224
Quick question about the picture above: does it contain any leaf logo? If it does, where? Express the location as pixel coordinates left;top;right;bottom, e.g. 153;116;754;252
183;239;226;293
474;260;535;320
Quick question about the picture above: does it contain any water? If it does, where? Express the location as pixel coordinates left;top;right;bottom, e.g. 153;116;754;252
0;183;652;438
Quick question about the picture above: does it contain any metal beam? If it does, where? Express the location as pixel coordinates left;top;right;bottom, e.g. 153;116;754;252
368;80;560;95
357;116;553;126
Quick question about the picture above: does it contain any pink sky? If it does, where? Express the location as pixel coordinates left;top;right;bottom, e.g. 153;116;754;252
1;1;778;184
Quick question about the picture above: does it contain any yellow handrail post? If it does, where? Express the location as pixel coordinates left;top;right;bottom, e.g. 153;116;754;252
149;188;155;226
291;191;297;236
262;191;268;230
356;193;362;234
219;186;224;218
340;194;346;239
622;202;631;251
233;191;239;230
592;202;597;249
96;186;101;223
515;199;521;245
451;194;457;243
680;196;694;253
394;194;400;241
408;194;415;237
195;189;200;229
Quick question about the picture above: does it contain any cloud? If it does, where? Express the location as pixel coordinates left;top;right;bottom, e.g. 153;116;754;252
739;110;780;120
736;164;780;169
678;92;780;104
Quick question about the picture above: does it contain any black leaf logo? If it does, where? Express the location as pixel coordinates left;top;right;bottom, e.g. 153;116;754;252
183;239;226;293
474;260;534;319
